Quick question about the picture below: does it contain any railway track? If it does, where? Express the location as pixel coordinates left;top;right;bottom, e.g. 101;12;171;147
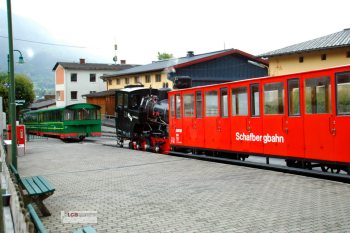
169;151;350;184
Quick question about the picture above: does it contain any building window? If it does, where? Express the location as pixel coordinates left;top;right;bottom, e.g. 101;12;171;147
56;91;61;101
321;54;327;60
125;78;129;84
134;76;140;83
71;91;78;100
299;56;304;63
117;79;120;85
90;73;96;82
145;75;151;83
71;73;77;82
108;80;112;85
347;51;350;58
155;74;161;82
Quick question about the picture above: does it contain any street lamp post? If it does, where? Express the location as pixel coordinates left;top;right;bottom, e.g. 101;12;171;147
7;0;17;169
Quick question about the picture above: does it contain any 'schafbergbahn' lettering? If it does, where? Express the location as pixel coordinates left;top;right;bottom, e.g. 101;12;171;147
235;132;284;144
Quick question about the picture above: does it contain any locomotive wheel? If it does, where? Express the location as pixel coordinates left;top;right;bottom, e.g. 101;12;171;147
321;165;340;174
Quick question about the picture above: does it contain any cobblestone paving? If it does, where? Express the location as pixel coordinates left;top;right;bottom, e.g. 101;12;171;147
19;138;350;233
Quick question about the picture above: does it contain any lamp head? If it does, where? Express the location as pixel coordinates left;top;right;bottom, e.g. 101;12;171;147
18;55;24;64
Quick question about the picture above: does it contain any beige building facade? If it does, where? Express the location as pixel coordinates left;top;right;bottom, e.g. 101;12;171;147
106;71;171;90
261;29;350;76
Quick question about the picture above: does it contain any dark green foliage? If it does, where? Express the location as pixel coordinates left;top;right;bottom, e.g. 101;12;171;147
0;72;35;117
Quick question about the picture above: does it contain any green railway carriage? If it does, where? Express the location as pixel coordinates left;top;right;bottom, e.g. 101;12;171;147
22;103;102;141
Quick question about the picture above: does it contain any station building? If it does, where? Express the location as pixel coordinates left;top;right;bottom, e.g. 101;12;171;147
260;28;350;76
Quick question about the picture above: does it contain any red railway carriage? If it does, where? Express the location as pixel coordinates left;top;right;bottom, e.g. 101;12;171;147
168;65;350;172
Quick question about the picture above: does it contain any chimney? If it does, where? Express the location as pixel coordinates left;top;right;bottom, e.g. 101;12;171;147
187;51;194;57
79;58;85;64
120;60;126;65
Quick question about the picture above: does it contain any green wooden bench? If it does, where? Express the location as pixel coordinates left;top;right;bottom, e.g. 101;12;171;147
9;164;55;216
27;204;48;233
72;226;97;233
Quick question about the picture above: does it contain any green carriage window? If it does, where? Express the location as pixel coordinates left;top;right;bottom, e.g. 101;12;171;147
183;94;194;117
336;72;350;115
205;90;218;116
232;87;248;116
264;82;284;115
305;77;331;114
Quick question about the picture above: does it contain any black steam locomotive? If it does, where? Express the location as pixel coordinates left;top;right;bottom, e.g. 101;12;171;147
114;77;191;153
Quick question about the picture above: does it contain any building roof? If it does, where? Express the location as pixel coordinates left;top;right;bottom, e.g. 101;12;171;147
260;28;350;57
82;89;118;98
30;99;56;110
52;62;137;71
101;49;268;79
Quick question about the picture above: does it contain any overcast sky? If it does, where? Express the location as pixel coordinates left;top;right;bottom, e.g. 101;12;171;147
1;0;349;64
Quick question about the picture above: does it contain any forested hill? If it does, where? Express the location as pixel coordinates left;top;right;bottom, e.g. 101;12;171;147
0;10;111;98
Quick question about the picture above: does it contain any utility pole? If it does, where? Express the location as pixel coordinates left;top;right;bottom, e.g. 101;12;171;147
7;0;17;169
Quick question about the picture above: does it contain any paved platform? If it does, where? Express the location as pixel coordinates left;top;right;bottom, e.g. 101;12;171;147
18;138;350;233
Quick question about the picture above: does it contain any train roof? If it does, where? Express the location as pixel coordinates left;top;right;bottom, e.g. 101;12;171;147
24;103;100;114
169;64;350;93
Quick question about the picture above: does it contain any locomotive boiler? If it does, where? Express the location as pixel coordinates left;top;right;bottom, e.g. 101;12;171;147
115;85;171;153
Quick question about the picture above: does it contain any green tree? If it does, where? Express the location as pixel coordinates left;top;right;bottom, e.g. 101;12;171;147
157;52;174;60
0;72;35;118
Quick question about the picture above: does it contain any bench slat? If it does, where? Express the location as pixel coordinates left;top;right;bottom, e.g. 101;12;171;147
20;178;37;194
27;204;48;233
21;178;42;195
32;176;55;193
83;226;97;233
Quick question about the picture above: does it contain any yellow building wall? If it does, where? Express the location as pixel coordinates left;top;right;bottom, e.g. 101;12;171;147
107;72;173;90
268;47;350;76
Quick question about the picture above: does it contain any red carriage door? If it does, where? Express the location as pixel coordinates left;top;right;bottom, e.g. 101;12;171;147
231;86;250;152
285;78;304;158
262;81;287;156
334;71;350;163
216;87;231;150
169;93;183;146
182;91;195;146
192;91;204;148
303;76;334;160
204;89;219;149
247;83;263;154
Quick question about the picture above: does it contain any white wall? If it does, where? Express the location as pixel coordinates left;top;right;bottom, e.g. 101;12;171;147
56;69;116;107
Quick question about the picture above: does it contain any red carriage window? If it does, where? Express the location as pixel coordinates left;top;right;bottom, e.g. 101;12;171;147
220;88;228;117
170;96;175;117
175;94;182;118
183;94;194;117
196;91;202;118
288;79;300;116
232;87;248;116
205;91;218;116
336;72;350;115
305;77;331;114
250;84;260;116
264;82;284;115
